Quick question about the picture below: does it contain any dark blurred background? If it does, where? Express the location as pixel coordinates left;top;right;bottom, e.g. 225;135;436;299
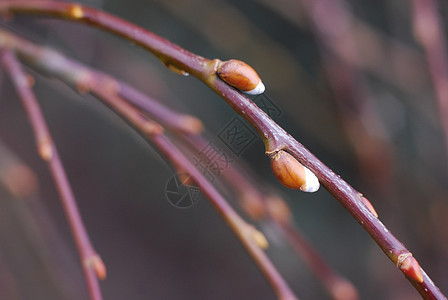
0;0;447;299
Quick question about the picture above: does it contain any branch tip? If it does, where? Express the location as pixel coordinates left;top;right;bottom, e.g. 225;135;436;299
266;196;291;224
164;62;189;76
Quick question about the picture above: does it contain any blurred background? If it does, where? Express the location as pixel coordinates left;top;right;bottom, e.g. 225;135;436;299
0;0;447;299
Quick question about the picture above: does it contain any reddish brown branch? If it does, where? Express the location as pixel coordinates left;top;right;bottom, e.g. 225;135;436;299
0;2;445;298
0;49;104;300
299;0;394;185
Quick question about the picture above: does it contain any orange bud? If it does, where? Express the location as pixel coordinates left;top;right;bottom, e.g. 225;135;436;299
85;255;107;280
397;253;423;283
217;59;265;95
270;151;319;192
361;196;378;218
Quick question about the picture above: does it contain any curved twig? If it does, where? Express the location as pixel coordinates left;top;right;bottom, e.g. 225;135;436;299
0;2;446;298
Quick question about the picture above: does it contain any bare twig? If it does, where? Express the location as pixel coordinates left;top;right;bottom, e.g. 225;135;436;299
0;49;104;300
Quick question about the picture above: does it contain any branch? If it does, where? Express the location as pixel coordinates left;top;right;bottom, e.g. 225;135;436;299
0;2;446;298
173;133;359;300
0;49;105;300
0;29;297;300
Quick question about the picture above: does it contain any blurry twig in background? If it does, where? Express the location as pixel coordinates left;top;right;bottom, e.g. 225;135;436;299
1;49;105;300
0;247;21;299
413;0;448;168
298;0;394;185
0;139;38;198
0;139;87;299
0;1;447;299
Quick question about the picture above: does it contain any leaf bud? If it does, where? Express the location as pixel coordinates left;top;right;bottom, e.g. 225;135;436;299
217;59;265;95
270;151;319;192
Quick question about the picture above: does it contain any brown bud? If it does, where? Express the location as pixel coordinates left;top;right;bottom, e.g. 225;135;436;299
217;59;265;95
397;253;423;283
270;151;319;192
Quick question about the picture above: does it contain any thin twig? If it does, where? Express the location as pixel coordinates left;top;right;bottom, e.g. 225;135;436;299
299;0;394;184
0;2;446;298
0;49;104;300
